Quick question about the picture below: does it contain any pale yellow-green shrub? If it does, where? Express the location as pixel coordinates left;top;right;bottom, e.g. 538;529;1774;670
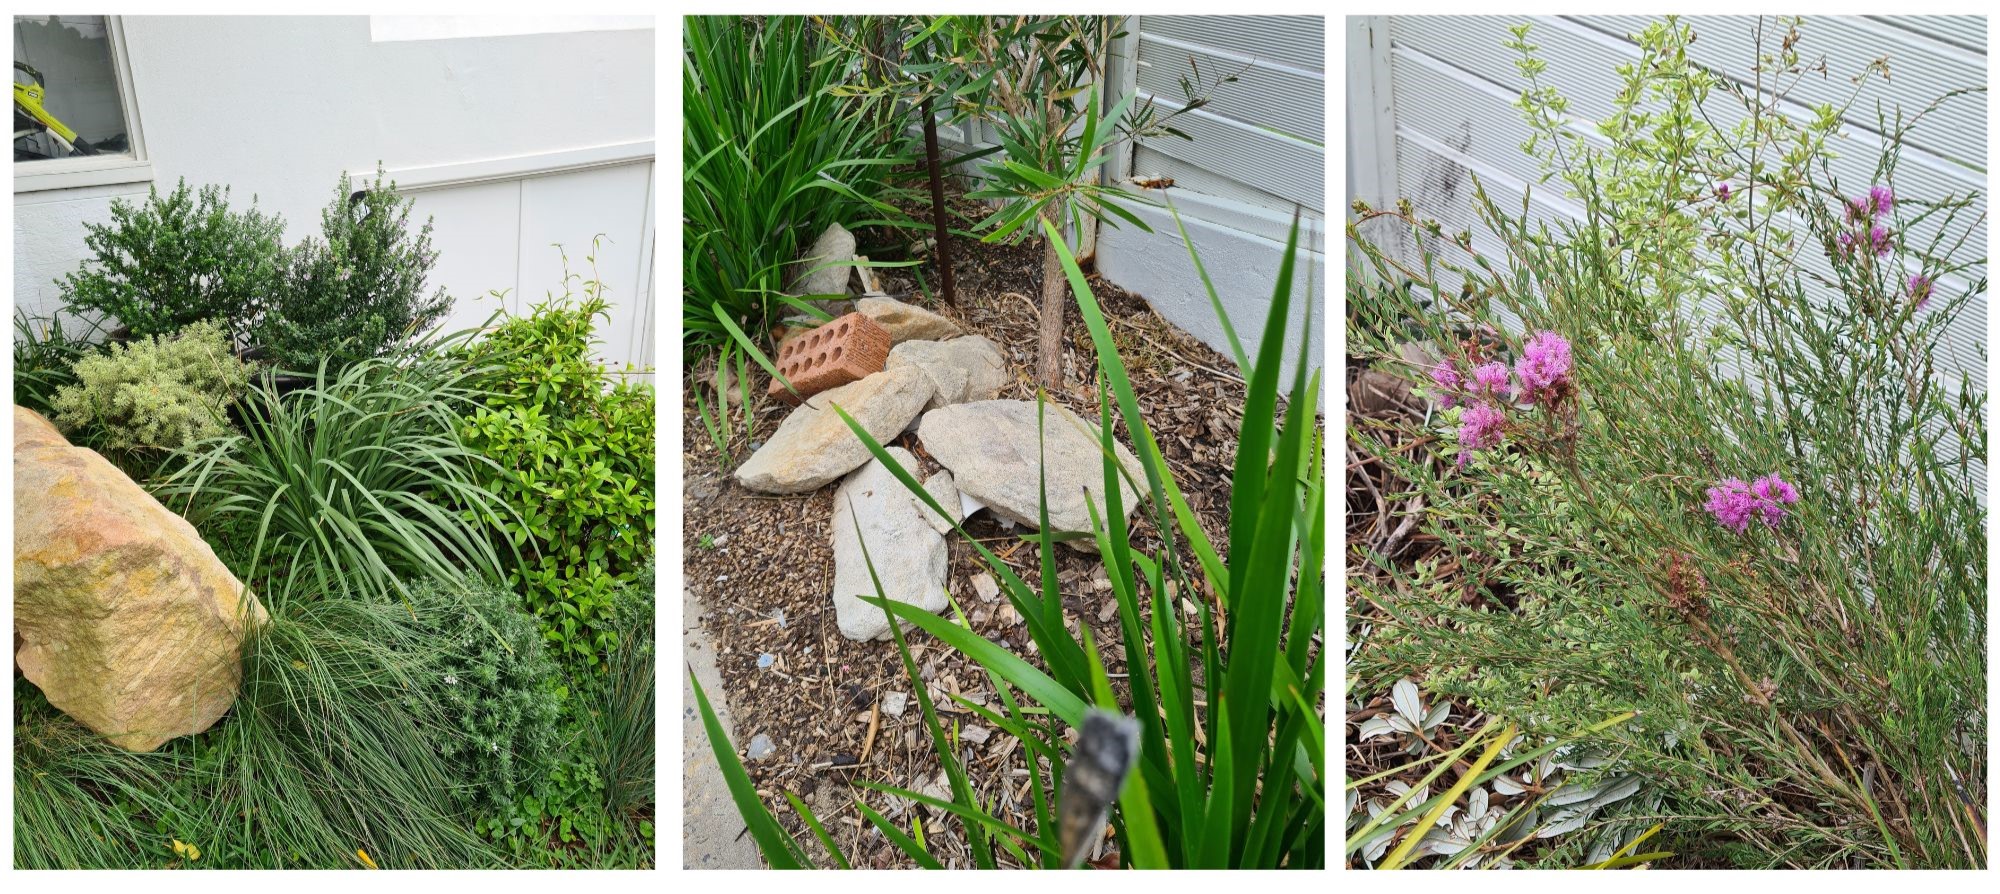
52;320;250;451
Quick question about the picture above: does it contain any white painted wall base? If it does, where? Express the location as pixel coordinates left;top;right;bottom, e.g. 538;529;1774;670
1095;188;1326;405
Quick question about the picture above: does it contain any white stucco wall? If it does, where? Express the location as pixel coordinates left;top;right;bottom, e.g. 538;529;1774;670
13;15;654;370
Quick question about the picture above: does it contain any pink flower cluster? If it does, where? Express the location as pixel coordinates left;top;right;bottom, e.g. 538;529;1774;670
1427;330;1575;470
1704;473;1801;534
1908;274;1933;310
1836;185;1895;258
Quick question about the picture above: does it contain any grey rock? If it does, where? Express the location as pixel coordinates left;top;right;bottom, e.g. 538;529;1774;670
747;733;776;760
857;295;962;343
733;366;935;494
970;571;1000;603
887;335;1009;409
913;469;963;536
830;447;949;641
881;690;909;717
961;725;992;745
917;400;1144;552
791;223;856;313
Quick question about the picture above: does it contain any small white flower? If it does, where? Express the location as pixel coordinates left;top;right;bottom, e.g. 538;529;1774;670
444;674;458;686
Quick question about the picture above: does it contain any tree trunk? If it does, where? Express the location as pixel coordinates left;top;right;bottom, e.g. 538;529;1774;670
921;97;957;307
1035;215;1068;387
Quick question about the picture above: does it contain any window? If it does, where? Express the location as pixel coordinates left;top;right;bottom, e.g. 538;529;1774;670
13;14;149;191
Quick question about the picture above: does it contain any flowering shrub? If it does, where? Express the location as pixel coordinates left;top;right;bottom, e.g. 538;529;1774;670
1348;18;1983;868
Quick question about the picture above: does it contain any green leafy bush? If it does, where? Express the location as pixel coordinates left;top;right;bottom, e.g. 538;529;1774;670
156;349;517;610
457;266;655;668
50;320;250;452
405;577;562;813
1346;19;1984;869
56;179;283;340
255;168;453;372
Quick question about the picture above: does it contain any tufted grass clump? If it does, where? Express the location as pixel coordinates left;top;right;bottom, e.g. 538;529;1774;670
1346;18;1984;868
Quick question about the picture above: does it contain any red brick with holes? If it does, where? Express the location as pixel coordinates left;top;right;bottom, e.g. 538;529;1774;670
767;312;891;404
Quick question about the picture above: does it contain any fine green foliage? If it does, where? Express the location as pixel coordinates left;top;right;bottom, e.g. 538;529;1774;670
707;208;1326;869
55;178;284;340
457;259;656;669
156;350;518;610
51;320;250;453
405;577;562;814
591;563;657;820
255;168;453;372
682;14;914;353
12;597;507;869
1347;18;1985;868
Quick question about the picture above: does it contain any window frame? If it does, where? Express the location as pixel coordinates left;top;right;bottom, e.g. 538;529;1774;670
13;14;151;193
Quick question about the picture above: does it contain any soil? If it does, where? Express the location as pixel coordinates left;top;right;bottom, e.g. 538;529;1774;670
682;192;1261;868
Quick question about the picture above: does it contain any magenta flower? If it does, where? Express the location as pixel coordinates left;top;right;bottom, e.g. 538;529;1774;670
1846;197;1871;224
1870;224;1892;257
1716;182;1732;201
1514;331;1573;395
1835;231;1856;255
1705;478;1760;534
1750;474;1800;528
1909;274;1934;309
1472;361;1512;398
1870;185;1894;215
1429;362;1463;408
1707;473;1801;534
1458;403;1505;451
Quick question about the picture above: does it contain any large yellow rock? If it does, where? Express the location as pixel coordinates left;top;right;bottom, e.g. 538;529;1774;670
13;406;266;751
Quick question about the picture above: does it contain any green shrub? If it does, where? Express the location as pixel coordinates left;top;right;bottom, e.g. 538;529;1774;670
457;266;655;668
56;178;283;340
50;320;250;452
255;168;453;372
682;14;914;353
405;576;562;813
156;349;518;610
1346;19;1984;869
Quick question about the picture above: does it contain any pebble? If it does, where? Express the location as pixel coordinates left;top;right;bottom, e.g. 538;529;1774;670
757;653;776;669
1098;601;1120;623
881;690;909;717
971;572;1000;603
712;533;731;548
961;725;991;745
770;607;786;628
747;733;775;760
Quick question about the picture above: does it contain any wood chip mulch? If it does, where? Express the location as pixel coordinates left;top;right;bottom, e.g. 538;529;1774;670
683;195;1293;868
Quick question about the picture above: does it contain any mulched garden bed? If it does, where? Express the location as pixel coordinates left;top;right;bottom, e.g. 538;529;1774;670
683;199;1257;868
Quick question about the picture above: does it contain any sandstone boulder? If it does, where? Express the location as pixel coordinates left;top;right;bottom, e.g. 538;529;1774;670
830;447;949;641
917;399;1144;552
857;295;962;343
14;406;267;751
887;335;1009;410
733;365;934;494
791;223;857;314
